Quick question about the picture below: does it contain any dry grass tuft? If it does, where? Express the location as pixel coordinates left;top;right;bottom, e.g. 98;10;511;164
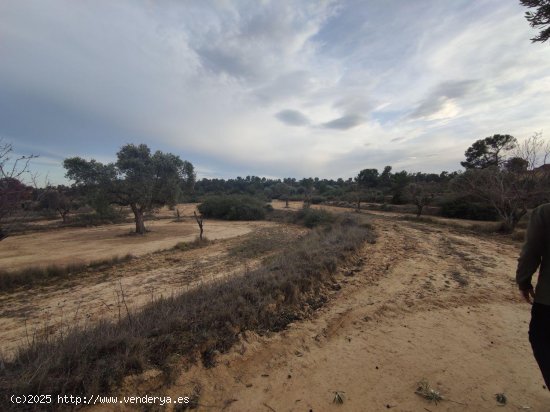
495;393;507;405
415;380;443;404
0;254;134;293
333;391;345;404
174;237;211;251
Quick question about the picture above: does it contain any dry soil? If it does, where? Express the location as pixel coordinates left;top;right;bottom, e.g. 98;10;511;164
3;204;549;411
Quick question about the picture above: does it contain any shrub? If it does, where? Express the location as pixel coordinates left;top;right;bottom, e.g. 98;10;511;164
68;208;128;226
174;237;210;251
310;195;326;204
198;195;267;220
440;197;498;221
391;191;407;205
296;208;335;228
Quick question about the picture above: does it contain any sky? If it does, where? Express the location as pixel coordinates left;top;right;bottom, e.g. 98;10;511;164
1;0;549;184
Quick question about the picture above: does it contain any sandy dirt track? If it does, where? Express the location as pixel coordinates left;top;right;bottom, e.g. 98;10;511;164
139;213;549;412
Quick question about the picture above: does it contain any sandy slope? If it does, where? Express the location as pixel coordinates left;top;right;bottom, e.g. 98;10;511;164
147;214;549;412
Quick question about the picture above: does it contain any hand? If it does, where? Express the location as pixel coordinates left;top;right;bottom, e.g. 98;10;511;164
520;287;535;304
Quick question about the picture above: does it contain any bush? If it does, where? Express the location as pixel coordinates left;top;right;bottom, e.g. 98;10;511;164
198;195;267;220
174;237;210;251
391;191;407;205
68;209;128;226
440;197;498;221
310;195;326;204
296;208;335;228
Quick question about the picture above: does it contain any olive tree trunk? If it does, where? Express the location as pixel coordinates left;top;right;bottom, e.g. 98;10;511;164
131;204;146;234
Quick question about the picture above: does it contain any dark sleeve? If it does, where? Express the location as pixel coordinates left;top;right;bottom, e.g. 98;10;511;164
516;207;544;290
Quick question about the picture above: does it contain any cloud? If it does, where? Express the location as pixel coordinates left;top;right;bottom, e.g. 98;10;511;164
410;79;478;120
322;114;366;130
197;47;258;80
275;109;310;126
255;71;315;104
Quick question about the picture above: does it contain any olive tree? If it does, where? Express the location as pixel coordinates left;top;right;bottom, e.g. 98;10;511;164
64;144;195;234
40;187;78;223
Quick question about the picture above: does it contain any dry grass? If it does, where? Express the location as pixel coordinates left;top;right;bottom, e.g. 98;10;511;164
400;215;523;239
0;254;134;293
0;214;374;410
415;380;443;404
228;227;301;259
173;236;211;251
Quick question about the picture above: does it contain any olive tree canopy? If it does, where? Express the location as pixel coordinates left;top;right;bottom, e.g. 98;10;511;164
64;144;195;234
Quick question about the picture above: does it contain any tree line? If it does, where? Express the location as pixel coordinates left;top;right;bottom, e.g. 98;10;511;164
1;133;549;240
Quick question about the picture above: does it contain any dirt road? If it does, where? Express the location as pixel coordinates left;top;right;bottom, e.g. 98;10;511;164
152;213;549;411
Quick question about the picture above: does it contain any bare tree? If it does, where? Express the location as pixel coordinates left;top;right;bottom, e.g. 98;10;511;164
194;211;204;241
406;182;436;217
0;141;37;181
513;132;550;169
0;140;37;240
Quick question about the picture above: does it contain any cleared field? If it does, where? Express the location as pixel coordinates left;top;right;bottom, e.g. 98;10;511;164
0;204;265;271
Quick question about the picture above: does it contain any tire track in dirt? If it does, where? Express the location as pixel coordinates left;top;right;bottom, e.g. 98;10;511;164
144;214;549;412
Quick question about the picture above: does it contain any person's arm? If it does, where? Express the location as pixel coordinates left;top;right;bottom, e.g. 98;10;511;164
516;207;544;302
